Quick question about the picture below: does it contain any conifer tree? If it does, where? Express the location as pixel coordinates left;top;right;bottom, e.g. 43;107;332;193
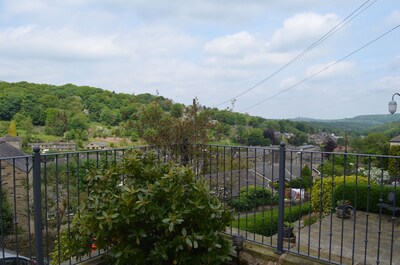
7;120;17;136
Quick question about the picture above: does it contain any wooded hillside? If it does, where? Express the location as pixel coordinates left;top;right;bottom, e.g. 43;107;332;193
1;81;399;152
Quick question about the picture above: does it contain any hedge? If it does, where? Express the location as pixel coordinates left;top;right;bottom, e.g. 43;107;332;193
229;185;278;211
334;183;400;214
311;175;369;214
232;203;310;237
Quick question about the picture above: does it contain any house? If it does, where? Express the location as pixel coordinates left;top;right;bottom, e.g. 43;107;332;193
27;142;76;152
86;141;107;150
0;136;21;150
0;141;32;231
389;135;400;147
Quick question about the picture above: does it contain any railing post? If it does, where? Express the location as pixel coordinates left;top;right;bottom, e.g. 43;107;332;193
182;138;189;166
276;142;286;254
33;147;44;265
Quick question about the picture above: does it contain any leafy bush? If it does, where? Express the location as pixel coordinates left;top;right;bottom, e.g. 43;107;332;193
311;175;369;214
0;190;13;235
334;183;400;213
290;165;313;189
232;203;310;237
53;151;232;265
229;185;278;210
358;167;390;184
388;145;400;179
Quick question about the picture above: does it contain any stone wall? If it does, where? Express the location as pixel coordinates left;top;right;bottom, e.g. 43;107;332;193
1;161;33;232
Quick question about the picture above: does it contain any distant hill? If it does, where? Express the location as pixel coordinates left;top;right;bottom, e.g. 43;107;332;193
292;114;400;133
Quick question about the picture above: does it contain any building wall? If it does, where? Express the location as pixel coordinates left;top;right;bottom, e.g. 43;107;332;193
1;162;32;232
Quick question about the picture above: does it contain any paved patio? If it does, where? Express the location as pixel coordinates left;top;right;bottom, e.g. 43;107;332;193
297;211;400;265
231;211;400;265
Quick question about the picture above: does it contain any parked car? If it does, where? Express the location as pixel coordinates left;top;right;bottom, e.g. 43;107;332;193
0;249;48;265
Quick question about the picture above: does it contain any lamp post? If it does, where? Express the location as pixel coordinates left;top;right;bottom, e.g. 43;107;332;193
232;234;244;265
389;93;400;114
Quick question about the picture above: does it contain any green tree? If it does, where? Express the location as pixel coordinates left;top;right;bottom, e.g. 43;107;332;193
388;145;400;179
264;129;279;145
45;108;68;136
170;103;184;118
100;108;119;126
289;132;308;146
247;128;270;146
7;120;17;136
351;133;389;155
53;151;232;265
324;138;337;153
68;113;89;131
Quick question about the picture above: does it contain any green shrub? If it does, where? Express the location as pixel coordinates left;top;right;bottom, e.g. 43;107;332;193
229;185;278;210
388;145;400;179
290;165;313;189
232;203;310;237
334;183;400;214
53;151;232;265
0;190;13;235
311;175;369;214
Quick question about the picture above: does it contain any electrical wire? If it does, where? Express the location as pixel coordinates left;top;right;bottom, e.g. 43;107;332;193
240;24;400;112
214;0;377;108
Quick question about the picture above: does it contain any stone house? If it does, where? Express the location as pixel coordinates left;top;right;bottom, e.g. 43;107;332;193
0;140;32;232
85;141;107;150
0;136;21;150
27;142;76;153
389;135;400;147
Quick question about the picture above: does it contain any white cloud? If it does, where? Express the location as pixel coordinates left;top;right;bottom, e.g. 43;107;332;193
375;76;400;92
270;12;340;51
3;0;49;14
204;31;257;57
279;77;298;88
305;61;355;80
203;31;294;70
387;10;400;25
0;25;124;61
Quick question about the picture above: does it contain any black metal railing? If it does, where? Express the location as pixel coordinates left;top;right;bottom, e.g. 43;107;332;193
1;144;399;265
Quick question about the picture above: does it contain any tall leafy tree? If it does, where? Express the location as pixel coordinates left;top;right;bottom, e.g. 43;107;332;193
45;108;68;136
324;137;337;153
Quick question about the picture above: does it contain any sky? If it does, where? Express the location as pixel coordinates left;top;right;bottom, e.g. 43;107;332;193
0;0;399;120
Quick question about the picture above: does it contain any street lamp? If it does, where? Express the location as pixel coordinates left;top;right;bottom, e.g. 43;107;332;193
389;93;400;114
232;234;244;265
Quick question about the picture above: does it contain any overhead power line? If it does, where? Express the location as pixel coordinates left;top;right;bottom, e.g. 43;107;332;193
240;24;400;112
214;0;377;108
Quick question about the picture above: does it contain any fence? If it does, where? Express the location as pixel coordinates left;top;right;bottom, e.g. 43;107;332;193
0;144;399;265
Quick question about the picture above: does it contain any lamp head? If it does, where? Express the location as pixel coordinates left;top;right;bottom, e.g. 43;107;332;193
389;100;397;114
232;234;244;251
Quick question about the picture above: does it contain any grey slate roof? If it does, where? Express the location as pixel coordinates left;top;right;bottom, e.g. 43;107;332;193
0;141;30;172
390;135;400;143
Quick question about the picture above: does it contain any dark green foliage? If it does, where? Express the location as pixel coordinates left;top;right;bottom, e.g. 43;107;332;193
211;110;246;126
333;183;400;214
263;129;279;145
290;165;313;189
324;138;337;153
232;203;310;237
170;103;184;118
351;133;389;160
229;185;278;210
388;145;400;178
54;151;232;265
288;132;308;146
0;190;13;235
45;108;68;136
246;128;270;146
311;176;369;214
